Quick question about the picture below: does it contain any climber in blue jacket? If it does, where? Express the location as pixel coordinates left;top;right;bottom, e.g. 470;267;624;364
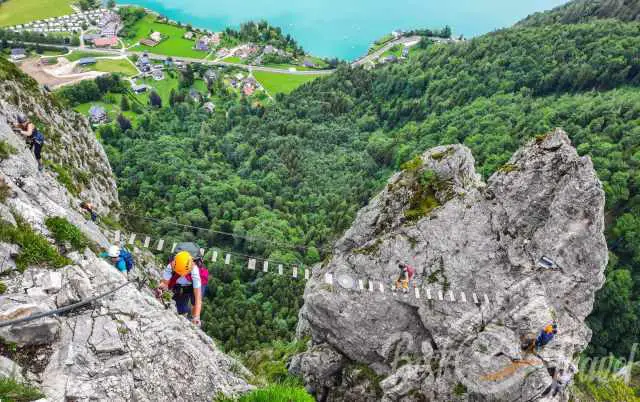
535;323;558;351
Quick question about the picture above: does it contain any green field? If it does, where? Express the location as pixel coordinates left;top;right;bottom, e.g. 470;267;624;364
0;0;73;27
82;59;138;76
135;75;180;105
66;51;116;62
128;16;207;59
222;56;243;64
253;71;322;95
382;44;404;59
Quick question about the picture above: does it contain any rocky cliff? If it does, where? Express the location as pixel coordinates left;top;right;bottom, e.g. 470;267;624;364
293;129;607;401
0;59;251;400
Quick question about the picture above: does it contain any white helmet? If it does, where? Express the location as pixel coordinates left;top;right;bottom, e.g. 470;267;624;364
107;245;120;258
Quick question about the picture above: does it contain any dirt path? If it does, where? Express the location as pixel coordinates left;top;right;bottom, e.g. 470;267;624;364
18;57;104;89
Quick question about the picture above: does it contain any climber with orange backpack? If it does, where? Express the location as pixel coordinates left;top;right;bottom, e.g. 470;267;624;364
158;244;208;326
395;262;415;293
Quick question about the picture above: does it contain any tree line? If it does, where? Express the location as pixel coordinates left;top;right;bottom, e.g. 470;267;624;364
101;19;640;357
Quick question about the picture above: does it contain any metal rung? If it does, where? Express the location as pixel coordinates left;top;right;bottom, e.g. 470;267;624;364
472;293;479;304
263;261;269;272
448;290;456;302
358;279;364;290
304;269;310;280
224;254;231;265
171;243;177;253
211;250;218;262
460;292;467;303
292;266;298;278
415;287;420;299
438;290;444;301
128;233;136;245
156;239;164;251
278;264;283;275
114;230;120;243
248;259;256;270
143;237;150;248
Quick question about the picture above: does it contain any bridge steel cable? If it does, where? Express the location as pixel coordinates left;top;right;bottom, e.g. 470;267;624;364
118;211;334;254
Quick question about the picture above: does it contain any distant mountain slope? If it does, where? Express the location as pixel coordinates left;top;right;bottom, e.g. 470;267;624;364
517;0;640;26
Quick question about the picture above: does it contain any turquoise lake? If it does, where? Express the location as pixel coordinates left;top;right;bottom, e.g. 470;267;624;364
124;0;569;60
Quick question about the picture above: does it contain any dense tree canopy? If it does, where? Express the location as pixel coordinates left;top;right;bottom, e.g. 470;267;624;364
103;20;640;356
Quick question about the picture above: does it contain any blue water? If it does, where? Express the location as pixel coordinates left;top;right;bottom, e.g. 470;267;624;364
124;0;569;60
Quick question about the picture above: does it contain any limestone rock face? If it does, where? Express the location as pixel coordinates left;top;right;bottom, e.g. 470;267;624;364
0;75;118;221
295;129;607;401
0;65;251;401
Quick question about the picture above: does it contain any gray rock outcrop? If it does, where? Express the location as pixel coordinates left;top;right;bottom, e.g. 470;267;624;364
295;129;607;401
0;61;252;401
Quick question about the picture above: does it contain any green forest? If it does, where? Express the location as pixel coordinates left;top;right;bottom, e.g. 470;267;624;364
100;16;640;360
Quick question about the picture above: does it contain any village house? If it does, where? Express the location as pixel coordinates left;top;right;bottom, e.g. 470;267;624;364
303;59;316;68
184;31;194;40
88;105;107;124
195;36;211;52
150;32;162;42
83;33;100;43
137;55;151;72
210;32;221;46
94;36;118;48
203;70;218;84
216;48;229;58
242;82;256;96
78;57;97;66
203;102;215;113
402;46;409;58
382;55;398;63
392;29;404;39
152;69;165;81
10;48;26;61
132;84;148;94
140;38;158;47
189;88;202;102
263;45;277;55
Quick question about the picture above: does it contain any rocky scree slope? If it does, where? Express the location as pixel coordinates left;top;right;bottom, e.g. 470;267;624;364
0;61;251;401
292;129;607;401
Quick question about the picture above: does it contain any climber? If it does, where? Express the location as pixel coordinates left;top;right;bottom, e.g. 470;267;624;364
535;323;558;351
551;362;577;396
99;245;134;276
158;251;202;326
166;242;209;297
395;262;415;293
80;201;98;222
541;362;577;397
13;113;44;172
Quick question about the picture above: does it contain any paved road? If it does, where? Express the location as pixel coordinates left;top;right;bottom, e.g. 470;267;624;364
9;41;333;75
352;36;422;67
11;35;458;76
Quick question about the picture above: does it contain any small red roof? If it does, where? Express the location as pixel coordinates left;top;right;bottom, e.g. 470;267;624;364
94;36;118;47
